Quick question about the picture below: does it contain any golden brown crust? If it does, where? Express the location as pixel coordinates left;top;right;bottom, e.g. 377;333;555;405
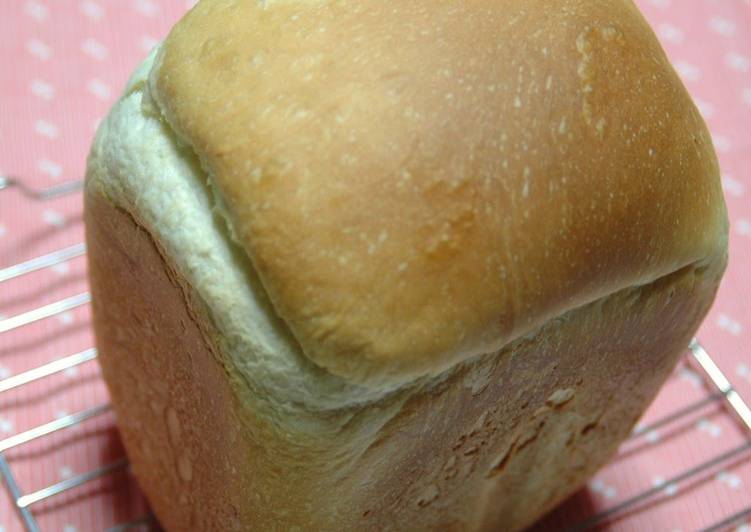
86;192;251;530
86;188;725;531
87;1;729;527
151;0;727;384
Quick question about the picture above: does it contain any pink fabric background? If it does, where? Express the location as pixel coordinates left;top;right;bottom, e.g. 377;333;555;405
0;1;749;530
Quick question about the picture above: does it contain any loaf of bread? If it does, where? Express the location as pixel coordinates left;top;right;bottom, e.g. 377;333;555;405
84;0;728;530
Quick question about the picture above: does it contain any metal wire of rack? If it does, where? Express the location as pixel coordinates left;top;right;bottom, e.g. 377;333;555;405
0;178;152;532
0;178;750;532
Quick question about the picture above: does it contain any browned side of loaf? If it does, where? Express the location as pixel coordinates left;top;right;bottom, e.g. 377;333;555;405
86;188;724;531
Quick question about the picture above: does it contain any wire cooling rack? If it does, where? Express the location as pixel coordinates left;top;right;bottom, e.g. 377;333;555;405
0;178;750;532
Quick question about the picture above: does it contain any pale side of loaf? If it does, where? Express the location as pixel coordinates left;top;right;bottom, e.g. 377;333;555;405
84;0;728;530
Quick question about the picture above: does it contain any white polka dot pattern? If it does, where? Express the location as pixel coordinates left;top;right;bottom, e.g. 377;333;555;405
37;158;62;179
34;119;59;139
25;38;52;60
41;209;66;227
0;418;14;435
80;37;108;60
717;471;744;490
652;476;680;497
737;219;751;237
726;51;751;72
85;78;112;101
723;174;746;197
29;79;55;100
79;0;103;21
24;1;49;22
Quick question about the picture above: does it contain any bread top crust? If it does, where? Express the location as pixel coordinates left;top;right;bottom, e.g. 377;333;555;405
150;0;727;384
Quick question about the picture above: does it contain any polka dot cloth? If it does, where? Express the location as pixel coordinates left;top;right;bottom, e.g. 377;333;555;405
0;1;748;530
